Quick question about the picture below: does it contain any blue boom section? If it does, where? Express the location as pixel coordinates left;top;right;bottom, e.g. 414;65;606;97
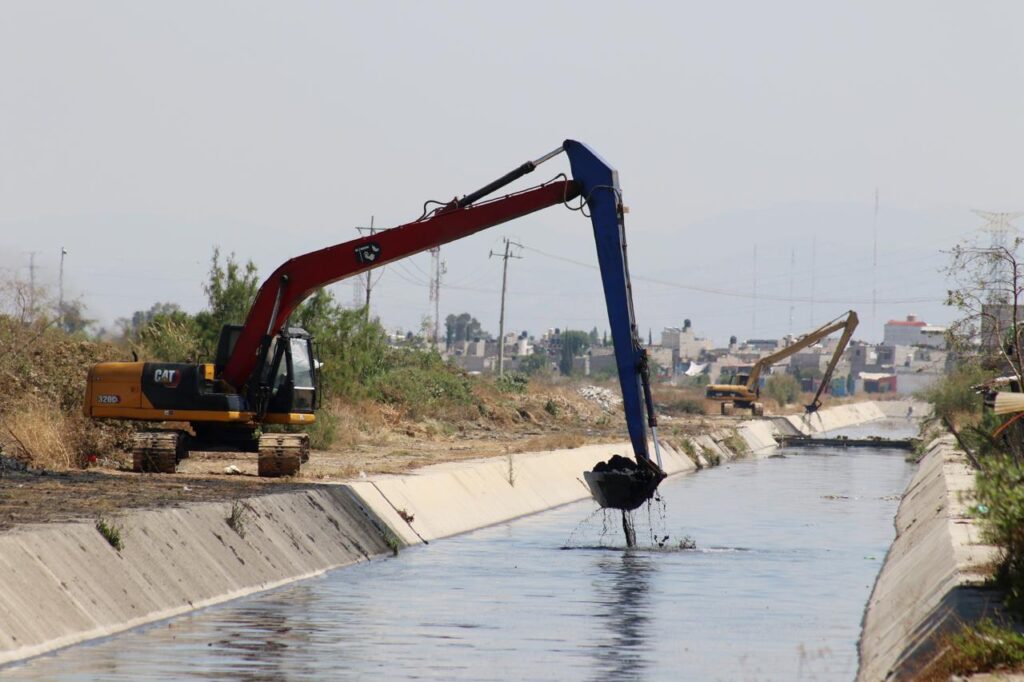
563;140;651;462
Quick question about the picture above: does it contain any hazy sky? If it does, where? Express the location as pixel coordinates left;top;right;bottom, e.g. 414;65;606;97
2;1;1022;344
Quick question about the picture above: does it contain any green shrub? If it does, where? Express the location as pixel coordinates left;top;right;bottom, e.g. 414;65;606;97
976;452;1024;610
938;619;1024;677
307;408;339;449
370;350;477;419
663;398;704;415
518;352;551;377
496;372;528;394
763;374;800;406
918;363;988;424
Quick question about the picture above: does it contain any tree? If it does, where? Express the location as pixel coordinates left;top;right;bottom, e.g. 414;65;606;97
588;327;600;346
193;248;260;357
118;302;183;338
559;330;590;376
764;374;800;406
519;350;551;376
292;289;389;399
55;300;94;336
135;311;203;362
946;235;1024;382
444;312;489;347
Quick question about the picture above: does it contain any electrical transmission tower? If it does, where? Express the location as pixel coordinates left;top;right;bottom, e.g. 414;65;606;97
490;238;523;376
974;210;1022;304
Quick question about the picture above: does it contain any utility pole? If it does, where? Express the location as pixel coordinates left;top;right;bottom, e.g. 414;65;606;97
751;243;757;337
490;238;522;376
58;247;67;330
355;216;376;320
872;189;879;328
788;248;795;336
429;247;446;348
810;236;817;327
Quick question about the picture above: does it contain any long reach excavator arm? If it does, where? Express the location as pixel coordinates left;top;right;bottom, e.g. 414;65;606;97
705;311;858;416
86;140;663;492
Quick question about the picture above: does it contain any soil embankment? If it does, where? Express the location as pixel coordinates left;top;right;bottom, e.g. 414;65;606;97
0;400;912;666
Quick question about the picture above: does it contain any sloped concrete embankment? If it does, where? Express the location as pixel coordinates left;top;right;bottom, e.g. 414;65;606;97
857;436;1001;681
0;487;392;666
0;400;901;666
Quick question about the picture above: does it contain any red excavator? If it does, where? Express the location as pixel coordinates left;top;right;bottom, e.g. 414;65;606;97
84;140;665;508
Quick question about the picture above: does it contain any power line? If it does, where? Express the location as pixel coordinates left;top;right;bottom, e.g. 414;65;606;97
518;244;936;305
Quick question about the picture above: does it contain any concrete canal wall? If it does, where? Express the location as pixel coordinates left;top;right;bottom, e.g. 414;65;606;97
858;436;1001;681
0;400;908;666
0;486;392;666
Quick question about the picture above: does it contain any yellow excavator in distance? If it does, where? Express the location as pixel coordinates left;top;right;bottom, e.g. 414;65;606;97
705;311;859;417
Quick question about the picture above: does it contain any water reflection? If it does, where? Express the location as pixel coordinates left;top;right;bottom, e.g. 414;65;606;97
200;600;308;681
589;552;655;682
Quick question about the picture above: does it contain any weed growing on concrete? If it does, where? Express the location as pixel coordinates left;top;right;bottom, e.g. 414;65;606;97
721;431;750;457
95;518;124;551
383;529;401;557
672;438;702;469
699;445;721;467
226;501;250;538
926;618;1024;680
506;452;516;487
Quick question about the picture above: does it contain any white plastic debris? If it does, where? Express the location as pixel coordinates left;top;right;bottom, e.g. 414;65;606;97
577;385;622;412
223;465;242;475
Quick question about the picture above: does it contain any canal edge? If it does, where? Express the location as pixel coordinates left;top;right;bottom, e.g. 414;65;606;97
0;400;911;668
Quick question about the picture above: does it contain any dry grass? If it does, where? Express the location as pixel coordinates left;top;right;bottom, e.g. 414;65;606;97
2;397;79;469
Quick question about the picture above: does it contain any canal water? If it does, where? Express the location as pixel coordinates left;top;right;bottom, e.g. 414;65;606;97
7;420;917;681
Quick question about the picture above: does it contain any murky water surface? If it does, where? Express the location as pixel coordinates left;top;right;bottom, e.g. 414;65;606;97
7;420;917;681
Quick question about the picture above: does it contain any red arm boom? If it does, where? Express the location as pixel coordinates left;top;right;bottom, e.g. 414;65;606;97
221;179;578;390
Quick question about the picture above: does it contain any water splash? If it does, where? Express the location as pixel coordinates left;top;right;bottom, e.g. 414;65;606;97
563;494;695;551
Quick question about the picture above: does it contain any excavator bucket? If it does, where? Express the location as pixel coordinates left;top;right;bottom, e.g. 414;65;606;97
584;455;666;511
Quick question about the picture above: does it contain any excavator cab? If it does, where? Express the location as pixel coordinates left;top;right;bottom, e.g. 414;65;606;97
260;329;318;418
214;324;319;422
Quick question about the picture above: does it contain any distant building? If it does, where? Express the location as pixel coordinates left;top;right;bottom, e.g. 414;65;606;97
660;320;713;360
884;314;944;348
744;339;779;353
859;372;897;394
981;304;1024;350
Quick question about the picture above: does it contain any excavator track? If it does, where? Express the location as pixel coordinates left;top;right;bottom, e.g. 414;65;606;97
257;433;309;478
132;430;188;473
